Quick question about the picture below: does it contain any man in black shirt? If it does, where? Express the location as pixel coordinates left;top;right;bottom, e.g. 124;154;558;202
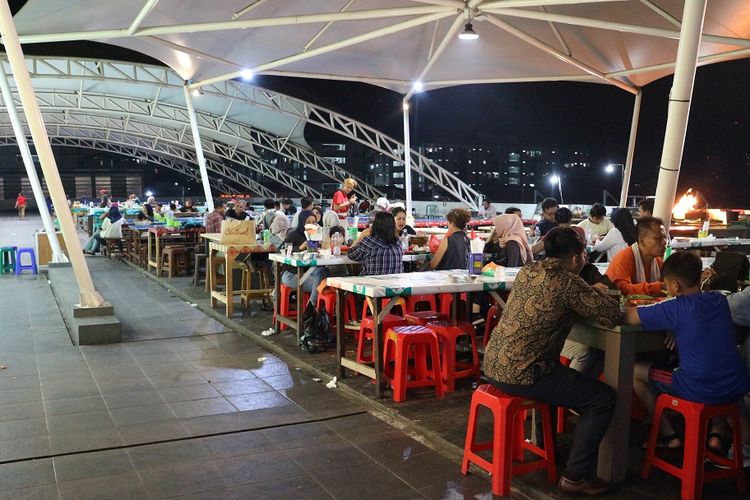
534;197;559;236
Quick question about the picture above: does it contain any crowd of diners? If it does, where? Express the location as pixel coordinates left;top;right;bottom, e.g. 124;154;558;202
78;181;750;496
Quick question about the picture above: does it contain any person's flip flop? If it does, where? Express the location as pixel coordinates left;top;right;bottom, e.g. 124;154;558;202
642;433;682;450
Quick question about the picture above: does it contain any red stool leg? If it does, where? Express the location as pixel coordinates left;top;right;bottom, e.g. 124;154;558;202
427;335;444;399
392;335;409;402
493;402;516;497
730;411;747;494
641;396;665;478
682;406;706;500
462;396;481;474
538;404;559;484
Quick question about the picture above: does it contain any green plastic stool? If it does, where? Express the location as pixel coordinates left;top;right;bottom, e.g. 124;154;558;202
0;247;15;274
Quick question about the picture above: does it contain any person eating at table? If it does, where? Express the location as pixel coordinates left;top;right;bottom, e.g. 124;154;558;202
348;212;403;275
292;197;313;228
624;251;750;452
531;207;584;255
504;206;523;218
605;216;666;296
332;178;358;219
268;210;291;247
485;213;534;267
429;208;471;271
534;197;559;236
484;227;621;496
592;207;637;262
181;198;197;213
311;206;323;225
280;210;327;305
577;203;613;243
204;200;225;234
391;206;416;237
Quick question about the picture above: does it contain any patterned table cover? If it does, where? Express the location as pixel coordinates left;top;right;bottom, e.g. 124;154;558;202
269;251;430;268
671;237;750;249
326;269;520;298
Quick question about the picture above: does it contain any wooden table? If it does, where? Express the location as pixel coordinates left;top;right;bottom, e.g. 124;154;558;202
201;233;275;317
567;321;667;483
326;269;514;398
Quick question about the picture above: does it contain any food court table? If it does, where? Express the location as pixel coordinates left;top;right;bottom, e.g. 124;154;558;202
567;321;667;483
670;237;750;250
268;252;434;339
326;270;514;398
201;234;275;317
147;227;203;275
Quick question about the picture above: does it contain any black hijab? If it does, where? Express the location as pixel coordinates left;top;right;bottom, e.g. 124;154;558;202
611;207;637;245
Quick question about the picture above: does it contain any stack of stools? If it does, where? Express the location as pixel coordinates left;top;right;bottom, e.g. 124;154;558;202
382;325;444;402
404;293;448;326
462;384;557;496
356;300;408;364
275;284;311;330
424;319;481;392
160;246;188;278
0;247;16;274
15;248;37;275
193;245;207;286
405;294;438;313
642;394;746;500
438;293;469;319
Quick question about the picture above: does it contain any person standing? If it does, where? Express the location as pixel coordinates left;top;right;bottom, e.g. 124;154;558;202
15;192;27;219
484;228;620;495
478;198;497;219
332;178;358;219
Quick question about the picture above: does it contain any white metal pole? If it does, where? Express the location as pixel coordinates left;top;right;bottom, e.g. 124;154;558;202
0;0;103;307
182;84;214;212
620;89;642;207
0;61;66;262
402;99;413;216
652;0;707;229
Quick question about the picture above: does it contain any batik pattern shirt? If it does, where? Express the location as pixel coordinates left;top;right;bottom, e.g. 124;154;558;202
483;258;621;385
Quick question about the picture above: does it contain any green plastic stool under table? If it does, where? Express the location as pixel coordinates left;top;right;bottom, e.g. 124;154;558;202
0;247;16;274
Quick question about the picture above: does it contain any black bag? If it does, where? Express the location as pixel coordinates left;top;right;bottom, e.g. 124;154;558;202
711;252;749;293
298;302;333;354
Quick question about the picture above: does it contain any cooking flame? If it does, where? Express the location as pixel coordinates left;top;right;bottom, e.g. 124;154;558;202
672;189;697;220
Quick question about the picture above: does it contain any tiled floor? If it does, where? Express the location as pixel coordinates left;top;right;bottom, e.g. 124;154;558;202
0;215;495;499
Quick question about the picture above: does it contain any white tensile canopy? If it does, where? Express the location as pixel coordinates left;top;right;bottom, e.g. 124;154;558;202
0;2;745;322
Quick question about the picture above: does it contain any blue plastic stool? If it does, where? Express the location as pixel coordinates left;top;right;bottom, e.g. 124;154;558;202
0;247;15;274
15;247;37;275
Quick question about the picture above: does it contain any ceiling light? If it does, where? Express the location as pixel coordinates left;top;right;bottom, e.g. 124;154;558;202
412;81;423;93
458;22;479;40
191;88;203;97
241;69;254;81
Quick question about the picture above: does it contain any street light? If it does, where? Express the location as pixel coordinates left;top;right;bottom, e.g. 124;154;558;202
605;163;624;205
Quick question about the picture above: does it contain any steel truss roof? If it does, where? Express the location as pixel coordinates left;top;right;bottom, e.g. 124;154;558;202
15;56;480;207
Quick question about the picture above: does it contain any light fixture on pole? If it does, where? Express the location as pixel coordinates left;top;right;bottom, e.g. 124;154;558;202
549;173;563;204
458;8;479;40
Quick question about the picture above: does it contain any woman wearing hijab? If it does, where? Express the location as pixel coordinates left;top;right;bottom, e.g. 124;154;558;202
269;211;291;247
593;207;637;262
88;205;124;254
486;213;534;267
280;210;327;305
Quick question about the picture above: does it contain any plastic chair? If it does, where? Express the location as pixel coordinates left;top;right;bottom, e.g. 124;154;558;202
462;384;557;496
317;290;356;328
275;284;310;330
405;294;438;313
425;320;480;392
15;247;37;275
0;247;15;274
382;325;444;402
642;394;746;500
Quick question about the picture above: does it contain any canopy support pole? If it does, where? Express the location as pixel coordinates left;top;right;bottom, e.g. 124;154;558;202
402;100;413;216
182;84;214;211
0;61;66;263
652;0;707;229
0;0;102;307
620;88;642;208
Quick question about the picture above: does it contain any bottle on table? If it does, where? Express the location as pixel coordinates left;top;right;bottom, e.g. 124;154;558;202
332;232;342;256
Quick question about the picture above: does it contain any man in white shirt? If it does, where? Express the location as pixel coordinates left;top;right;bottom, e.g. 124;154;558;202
478;198;497;219
291;197;313;228
577;203;614;242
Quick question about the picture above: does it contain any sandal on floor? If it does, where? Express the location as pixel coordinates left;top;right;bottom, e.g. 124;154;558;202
707;432;729;456
642;433;682;450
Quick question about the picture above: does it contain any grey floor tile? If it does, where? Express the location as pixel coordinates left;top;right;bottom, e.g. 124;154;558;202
313;463;415;499
103;389;165;409
0;435;52;462
157;383;221;402
41;384;100;401
110;403;176;427
216;450;306;485
43;395;107;417
170;397;237;419
199;430;276;459
0;374;40;390
196;368;256;383
147;372;207;388
0;387;43;404
0;417;48;441
139;462;229;497
0;484;59;500
226;390;293;412
139;361;197;376
46;410;115;435
0;459;55;492
286;441;377;473
128;440;211;470
177;477;335;500
53;449;134;483
57;472;147;500
210;378;273;397
0;401;45;422
261;422;341;451
96;376;153;395
50;428;123;455
118;420;190;446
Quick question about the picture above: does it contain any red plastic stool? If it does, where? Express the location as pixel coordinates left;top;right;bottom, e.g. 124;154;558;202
405;310;449;326
382;325;444;402
642;394;746;500
438;292;468;318
316;291;356;328
425;320;480;392
462;384;557;496
275;284;310;330
405;294;438;313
